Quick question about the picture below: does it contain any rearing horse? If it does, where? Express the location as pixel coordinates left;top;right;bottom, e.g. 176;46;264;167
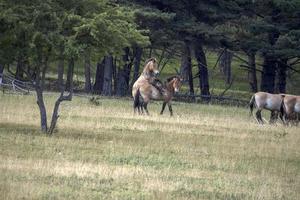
132;58;159;113
135;75;183;116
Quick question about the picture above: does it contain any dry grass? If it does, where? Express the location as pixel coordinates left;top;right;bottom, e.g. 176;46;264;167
0;93;299;199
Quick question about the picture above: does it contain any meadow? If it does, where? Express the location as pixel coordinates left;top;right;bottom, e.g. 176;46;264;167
0;93;299;199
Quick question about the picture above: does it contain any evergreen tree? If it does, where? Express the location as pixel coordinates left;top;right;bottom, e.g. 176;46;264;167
0;0;149;132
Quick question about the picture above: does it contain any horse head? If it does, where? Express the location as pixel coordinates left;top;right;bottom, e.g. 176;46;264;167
143;58;159;77
167;75;183;93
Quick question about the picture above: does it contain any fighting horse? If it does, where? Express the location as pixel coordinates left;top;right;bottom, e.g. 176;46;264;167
132;58;159;113
134;75;183;116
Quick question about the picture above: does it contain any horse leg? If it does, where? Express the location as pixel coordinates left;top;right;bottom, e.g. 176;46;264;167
290;112;299;126
160;102;167;115
168;103;173;116
133;102;138;114
143;103;150;115
269;111;278;124
138;104;142;114
283;108;294;126
138;102;144;115
256;110;263;124
279;109;285;124
296;113;300;126
281;110;288;126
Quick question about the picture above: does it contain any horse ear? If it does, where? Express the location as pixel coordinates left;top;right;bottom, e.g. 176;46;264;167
144;57;157;65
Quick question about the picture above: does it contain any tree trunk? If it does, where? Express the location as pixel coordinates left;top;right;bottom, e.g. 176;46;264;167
65;58;74;91
36;87;48;132
34;52;48;133
116;48;131;96
219;49;232;84
0;64;3;85
112;58;117;94
48;56;74;135
260;55;276;93
84;50;92;93
260;32;279;93
93;59;105;94
57;49;64;91
0;64;3;74
130;46;142;90
276;59;287;93
16;56;24;80
247;52;258;92
180;41;194;97
194;41;210;100
102;55;113;96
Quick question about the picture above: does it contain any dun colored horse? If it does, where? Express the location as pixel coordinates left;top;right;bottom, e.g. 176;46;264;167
280;95;300;125
249;92;285;124
135;76;183;116
132;58;159;113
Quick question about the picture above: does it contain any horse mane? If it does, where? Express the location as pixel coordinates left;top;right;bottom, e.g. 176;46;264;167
166;75;180;83
144;57;157;66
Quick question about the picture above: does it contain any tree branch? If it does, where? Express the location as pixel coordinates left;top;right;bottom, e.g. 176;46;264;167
219;76;235;97
278;59;300;74
212;48;226;70
289;58;300;66
239;64;263;73
232;53;263;67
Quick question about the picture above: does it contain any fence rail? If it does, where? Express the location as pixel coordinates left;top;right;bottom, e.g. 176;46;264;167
0;73;34;94
174;93;249;106
1;72;249;106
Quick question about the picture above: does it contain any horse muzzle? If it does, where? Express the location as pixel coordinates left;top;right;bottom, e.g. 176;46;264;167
154;70;160;76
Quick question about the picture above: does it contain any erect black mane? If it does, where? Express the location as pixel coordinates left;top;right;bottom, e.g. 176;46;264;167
166;75;180;83
144;57;157;65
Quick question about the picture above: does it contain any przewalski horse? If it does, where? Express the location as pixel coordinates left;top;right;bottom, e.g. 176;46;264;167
249;92;285;124
280;95;300;126
132;58;159;113
134;75;183;116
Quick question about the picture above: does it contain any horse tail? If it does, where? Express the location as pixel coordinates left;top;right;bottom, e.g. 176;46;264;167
280;98;286;122
249;94;256;116
133;89;141;110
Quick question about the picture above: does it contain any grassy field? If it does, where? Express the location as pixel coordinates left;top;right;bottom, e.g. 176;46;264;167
0;93;299;199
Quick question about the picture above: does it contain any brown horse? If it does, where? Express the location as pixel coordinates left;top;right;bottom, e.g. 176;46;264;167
135;76;183;116
132;58;159;113
249;92;285;124
280;95;300;125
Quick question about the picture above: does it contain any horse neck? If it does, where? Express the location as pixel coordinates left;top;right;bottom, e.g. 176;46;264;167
141;72;153;81
142;65;153;80
165;80;175;93
142;61;153;75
